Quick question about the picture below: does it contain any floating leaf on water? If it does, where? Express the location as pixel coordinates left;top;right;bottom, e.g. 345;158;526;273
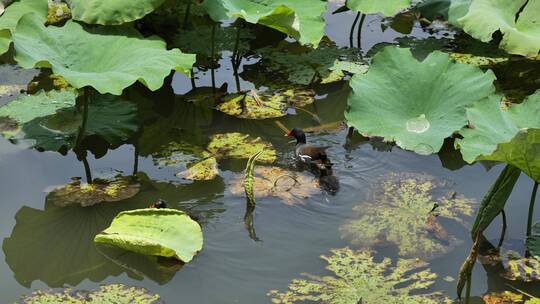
502;251;540;282
206;133;276;163
176;156;219;181
229;166;321;205
340;172;475;259
17;284;164;304
527;222;540;260
482;291;523;304
94;208;203;263
66;0;167;25
345;46;496;154
216;88;315;120
268;247;451;303
12;14;195;94
0;0;48;55
47;175;141;207
458;0;540;57
203;0;327;47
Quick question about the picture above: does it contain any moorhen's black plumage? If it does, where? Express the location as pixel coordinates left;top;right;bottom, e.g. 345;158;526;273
286;128;332;169
150;199;168;209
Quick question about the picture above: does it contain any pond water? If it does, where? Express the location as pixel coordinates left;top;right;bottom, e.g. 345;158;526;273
1;2;540;303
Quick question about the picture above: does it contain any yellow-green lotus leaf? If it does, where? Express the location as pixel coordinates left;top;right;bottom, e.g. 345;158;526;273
94;208;203;262
217;88;315;119
17;284;163;304
207;133;276;163
268;247;451;304
47;176;141;207
229;166;321;205
341;172;475;259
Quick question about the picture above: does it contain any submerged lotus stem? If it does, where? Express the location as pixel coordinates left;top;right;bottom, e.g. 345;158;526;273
527;181;539;237
274;121;289;134
272;174;299;192
244;150;264;207
498;209;507;248
349;12;360;48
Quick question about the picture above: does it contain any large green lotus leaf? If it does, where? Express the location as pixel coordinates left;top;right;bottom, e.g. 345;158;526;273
66;0;167;25
13;14;196;95
345;47;496;155
17;284;164;304
341;172;475;259
0;89;75;136
456;91;540;163
268;248;451;303
527;222;540;260
203;0;326;46
458;0;540;57
347;0;412;16
94;208;203;262
0;0;47;55
481;129;540;183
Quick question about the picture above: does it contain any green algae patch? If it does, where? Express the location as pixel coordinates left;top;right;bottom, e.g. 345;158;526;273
217;88;315;120
46;175;141;207
341;172;475;259
207;133;276;163
94;208;203;262
268;247;451;304
177;155;219;181
17;283;163;304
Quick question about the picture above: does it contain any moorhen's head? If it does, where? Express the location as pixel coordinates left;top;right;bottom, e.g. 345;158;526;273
286;128;306;144
150;199;168;209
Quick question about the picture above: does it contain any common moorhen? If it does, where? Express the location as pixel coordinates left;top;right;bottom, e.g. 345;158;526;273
286;128;332;169
150;199;168;209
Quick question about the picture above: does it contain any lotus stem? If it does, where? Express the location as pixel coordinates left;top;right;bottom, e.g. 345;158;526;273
82;156;92;184
232;25;241;69
244;150;264;207
527;181;539;237
133;141;139;175
457;233;481;300
211;22;216;95
357;13;366;51
349;12;360;48
190;68;196;89
498;209;507;248
272;174;299;192
75;87;90;149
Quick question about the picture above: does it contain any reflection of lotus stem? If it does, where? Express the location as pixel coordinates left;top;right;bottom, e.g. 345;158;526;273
182;0;191;29
357;13;366;51
190;68;196;89
133;140;139;175
527;181;539;237
294;107;321;124
82;156;93;184
349;12;360;48
232;25;242;92
272;174;299;192
211;23;216;95
498;209;507;248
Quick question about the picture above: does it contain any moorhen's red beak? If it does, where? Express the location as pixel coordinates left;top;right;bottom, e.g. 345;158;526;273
285;130;292;137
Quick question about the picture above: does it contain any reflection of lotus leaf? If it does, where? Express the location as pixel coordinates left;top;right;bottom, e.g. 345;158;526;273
458;0;540;57
47;175;141;207
203;0;326;46
268;247;450;304
17;284;163;304
94;208;203;263
13;14;195;94
207;133;276;163
229;166;320;205
0;64;39;104
217;88;315;119
341;172;474;259
345;46;496;155
175;24;254;58
482;291;523;304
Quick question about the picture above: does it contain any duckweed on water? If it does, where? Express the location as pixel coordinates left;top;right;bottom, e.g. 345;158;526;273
268;247;451;304
341;172;475;259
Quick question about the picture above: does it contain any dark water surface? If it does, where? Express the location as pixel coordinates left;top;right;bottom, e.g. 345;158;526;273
1;2;539;303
